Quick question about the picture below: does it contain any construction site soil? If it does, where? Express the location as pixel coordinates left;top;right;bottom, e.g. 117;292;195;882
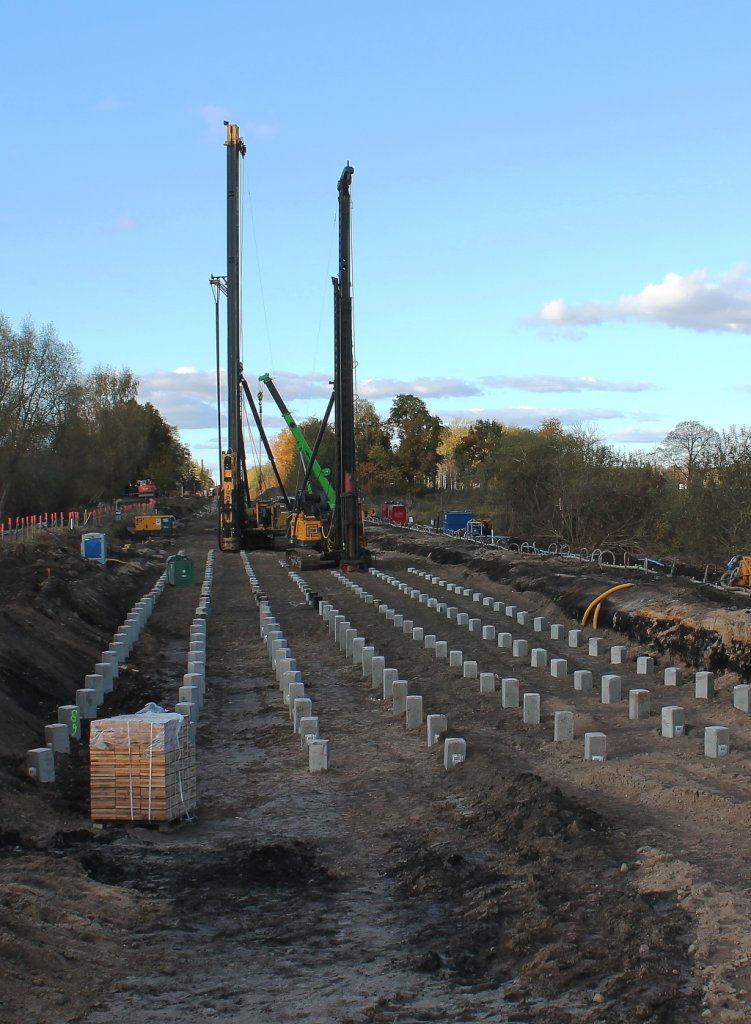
2;507;751;1023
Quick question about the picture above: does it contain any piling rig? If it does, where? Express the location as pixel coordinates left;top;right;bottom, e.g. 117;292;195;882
216;123;289;551
331;164;369;571
258;166;369;571
215;130;368;568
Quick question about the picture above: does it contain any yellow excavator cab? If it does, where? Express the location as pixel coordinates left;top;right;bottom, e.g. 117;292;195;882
736;556;751;587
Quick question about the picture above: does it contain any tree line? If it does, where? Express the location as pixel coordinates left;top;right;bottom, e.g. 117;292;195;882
8;311;747;566
265;395;751;565
0;315;193;519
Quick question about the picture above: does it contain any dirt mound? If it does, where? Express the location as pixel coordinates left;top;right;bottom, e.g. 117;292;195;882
0;531;168;765
386;769;699;1020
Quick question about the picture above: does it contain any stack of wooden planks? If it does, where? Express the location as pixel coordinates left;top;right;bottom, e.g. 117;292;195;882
89;710;196;823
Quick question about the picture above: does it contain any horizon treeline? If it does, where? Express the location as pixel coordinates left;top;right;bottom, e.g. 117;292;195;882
8;313;750;567
0;315;193;519
269;395;751;566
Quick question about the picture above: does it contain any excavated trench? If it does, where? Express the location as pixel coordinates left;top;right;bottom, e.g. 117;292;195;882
375;529;751;678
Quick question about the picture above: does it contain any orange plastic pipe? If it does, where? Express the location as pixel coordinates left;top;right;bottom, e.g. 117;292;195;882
581;583;633;626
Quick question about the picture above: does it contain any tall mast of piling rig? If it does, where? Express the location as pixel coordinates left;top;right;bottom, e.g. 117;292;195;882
333;163;366;570
219;122;246;552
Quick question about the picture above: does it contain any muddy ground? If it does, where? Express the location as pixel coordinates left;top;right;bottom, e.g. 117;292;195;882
2;509;751;1023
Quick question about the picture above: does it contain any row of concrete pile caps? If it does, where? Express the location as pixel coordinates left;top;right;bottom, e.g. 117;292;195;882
175;548;215;744
28;568;168;784
403;567;728;695
371;566;736;761
327;569;466;770
243;553;328;771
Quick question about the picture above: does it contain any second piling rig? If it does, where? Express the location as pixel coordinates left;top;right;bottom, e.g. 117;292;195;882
331;163;369;571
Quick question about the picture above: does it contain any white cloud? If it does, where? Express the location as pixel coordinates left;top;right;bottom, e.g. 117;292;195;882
257;371;333;400
139;368;222;429
357;377;481;400
534;265;751;334
140;367;659;443
114;214;137;231
139;367;296;431
480;374;658;394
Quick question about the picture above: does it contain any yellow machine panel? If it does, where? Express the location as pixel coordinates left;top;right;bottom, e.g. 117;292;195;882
290;513;323;544
134;515;174;536
220;450;240;552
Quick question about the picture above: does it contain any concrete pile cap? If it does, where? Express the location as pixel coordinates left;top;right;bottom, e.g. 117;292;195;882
704;725;730;757
601;674;622;703
523;692;541;724
426;714;447;747
45;723;70;754
405;695;423;729
628;688;651;719
391;680;409;715
733;685;751;712
479;672;495;693
661;705;685;738
501;678;520;708
308;738;330;771
27;747;55;783
584;732;607;761
554;710;575;741
382;667;399;699
574;670;593;691
443;737;466;769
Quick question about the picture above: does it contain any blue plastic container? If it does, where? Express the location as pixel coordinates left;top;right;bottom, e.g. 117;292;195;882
81;532;107;564
439;510;474;533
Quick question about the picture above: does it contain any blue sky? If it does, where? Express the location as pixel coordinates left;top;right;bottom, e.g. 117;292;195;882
3;1;751;480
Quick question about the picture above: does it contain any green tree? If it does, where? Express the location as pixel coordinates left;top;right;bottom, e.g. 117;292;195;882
436;420;471;490
0;316;80;517
453;418;505;487
386;394;443;493
657;420;718;488
355;398;393;492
